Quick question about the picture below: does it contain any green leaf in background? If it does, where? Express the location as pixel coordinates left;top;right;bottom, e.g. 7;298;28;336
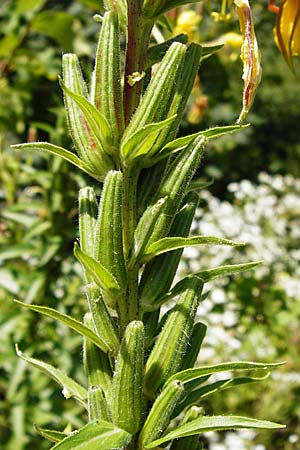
145;415;285;448
14;300;110;353
31;11;75;51
50;419;132;449
142;236;246;263
15;345;87;407
145;34;188;69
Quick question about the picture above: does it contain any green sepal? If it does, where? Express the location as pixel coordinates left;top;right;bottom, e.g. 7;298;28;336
145;415;285;448
181;322;207;371
86;284;120;354
14;300;110;353
79;187;98;259
74;242;121;307
111;321;144;434
138;135;206;248
159;124;249;160
91;11;124;147
62;54;114;179
165;361;286;387
11;142;99;180
141;235;245;264
123;42;187;143
94;171;127;292
138;380;185;449
194;260;264;282
88;386;110;422
144;276;204;397
50;420;132;450
139;194;198;308
34;425;67;444
83;313;112;393
15;345;87;407
120;114;177;164
146;34;188;69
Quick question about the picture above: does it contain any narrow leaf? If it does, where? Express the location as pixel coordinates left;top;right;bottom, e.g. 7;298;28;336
74;242;121;299
145;415;285;448
159;124;250;159
121;115;177;162
14;301;109;353
195;260;264;282
11;142;96;178
34;425;67;444
165;361;285;386
142;236;245;263
50;420;132;450
15;345;86;406
146;34;188;69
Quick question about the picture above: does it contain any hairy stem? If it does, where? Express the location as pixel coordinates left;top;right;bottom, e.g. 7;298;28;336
124;0;152;124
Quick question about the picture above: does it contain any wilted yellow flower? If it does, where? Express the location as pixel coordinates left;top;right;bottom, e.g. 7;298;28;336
234;0;262;124
269;0;300;71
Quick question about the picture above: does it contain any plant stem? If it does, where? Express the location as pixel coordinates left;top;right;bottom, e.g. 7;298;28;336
124;0;152;124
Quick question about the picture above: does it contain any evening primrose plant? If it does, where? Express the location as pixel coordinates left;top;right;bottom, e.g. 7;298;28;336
12;1;285;449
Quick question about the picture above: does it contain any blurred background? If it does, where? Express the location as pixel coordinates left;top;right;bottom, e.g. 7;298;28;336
0;1;299;449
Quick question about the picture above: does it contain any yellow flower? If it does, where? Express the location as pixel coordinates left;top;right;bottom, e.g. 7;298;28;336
234;0;262;123
270;0;300;71
173;10;201;42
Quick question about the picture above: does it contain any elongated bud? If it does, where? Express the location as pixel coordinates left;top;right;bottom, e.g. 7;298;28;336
94;171;127;300
181;322;207;371
137;135;205;251
138;380;184;449
139;193;198;309
110;321;144;434
122;43;187;145
169;406;204;450
88;386;110;422
62;54;114;180
86;283;120;355
144;276;204;397
79;187;98;259
151;43;202;153
83;313;112;402
91;11;124;149
234;0;262;123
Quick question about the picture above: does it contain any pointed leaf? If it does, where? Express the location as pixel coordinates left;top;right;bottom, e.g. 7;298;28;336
59;77;112;146
195;260;263;282
142;236;245;263
74;242;121;298
11;142;97;178
145;415;285;448
16;345;86;406
121;115;177;162
14;301;110;353
165;361;285;387
146;34;188;69
200;44;224;62
34;425;67;444
159;124;250;159
50;420;132;450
